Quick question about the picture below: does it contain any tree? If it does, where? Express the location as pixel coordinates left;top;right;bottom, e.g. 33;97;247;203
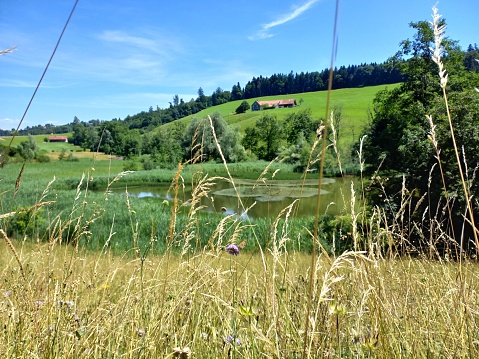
183;111;245;162
71;118;87;147
360;16;479;252
18;135;38;160
235;100;250;114
242;127;259;154
285;109;315;144
123;130;142;158
84;126;100;152
231;82;243;100
254;113;283;161
172;95;180;107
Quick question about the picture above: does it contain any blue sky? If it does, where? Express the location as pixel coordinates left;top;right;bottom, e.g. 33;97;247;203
1;0;478;130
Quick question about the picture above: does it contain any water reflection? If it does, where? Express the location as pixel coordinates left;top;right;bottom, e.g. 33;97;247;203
112;177;358;219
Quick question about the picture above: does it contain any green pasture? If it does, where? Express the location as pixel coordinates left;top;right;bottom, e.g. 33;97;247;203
0;133;79;152
162;84;400;147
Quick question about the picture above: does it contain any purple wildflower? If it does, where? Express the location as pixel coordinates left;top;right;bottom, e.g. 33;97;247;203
226;244;240;256
225;335;241;346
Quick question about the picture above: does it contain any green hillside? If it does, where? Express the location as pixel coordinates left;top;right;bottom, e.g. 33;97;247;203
162;84;400;146
0;133;112;161
0;134;73;150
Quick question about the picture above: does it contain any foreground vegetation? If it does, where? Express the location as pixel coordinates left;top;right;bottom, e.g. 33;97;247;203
1;241;478;358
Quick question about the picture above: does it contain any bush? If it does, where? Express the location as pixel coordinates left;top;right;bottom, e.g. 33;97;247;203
6;206;46;238
235;100;250;114
141;155;156;170
123;160;139;171
58;148;67;160
65;153;79;162
36;154;51;163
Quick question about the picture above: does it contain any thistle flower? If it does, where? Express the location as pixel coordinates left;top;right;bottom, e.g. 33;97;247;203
225;244;239;256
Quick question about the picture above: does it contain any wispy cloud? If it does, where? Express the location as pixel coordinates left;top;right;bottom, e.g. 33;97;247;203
0;117;21;130
97;30;182;56
249;0;321;40
48;29;189;86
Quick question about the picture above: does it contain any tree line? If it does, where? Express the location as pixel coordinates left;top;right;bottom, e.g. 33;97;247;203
63;108;323;172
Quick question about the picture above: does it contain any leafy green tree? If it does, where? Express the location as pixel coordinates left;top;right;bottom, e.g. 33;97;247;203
123;130;142;158
71;117;87;147
143;124;184;167
235;100;250;114
102;121;127;155
360;17;479;252
254;113;283;161
242;127;259;154
85;126;100;152
183;111;245;162
18;135;38;160
362;18;471;175
285;109;315;144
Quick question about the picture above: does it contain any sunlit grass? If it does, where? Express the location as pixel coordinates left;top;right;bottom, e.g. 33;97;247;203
1;239;478;358
160;84;401;146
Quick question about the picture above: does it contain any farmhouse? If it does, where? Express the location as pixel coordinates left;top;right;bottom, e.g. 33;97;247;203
251;99;297;111
49;136;68;143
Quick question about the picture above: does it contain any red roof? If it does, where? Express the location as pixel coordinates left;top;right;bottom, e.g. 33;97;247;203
49;136;68;140
256;99;296;107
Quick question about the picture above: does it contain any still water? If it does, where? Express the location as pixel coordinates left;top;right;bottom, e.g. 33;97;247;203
111;177;359;219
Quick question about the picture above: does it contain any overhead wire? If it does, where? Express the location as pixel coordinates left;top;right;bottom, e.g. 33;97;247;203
0;0;79;166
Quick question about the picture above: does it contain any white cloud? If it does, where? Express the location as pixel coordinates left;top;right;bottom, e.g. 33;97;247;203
0;117;21;130
249;0;321;40
0;79;37;88
44;28;189;86
97;30;183;57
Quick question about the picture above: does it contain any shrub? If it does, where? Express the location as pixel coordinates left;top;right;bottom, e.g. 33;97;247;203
141;155;156;170
6;206;46;238
235;100;250;114
65;153;79;162
36;154;51;163
123;159;139;171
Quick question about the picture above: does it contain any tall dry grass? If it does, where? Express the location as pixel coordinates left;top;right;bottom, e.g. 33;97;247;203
1;237;478;357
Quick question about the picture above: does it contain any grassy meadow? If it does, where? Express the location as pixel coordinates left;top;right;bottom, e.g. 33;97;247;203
0;134;113;161
0;134;74;150
1;227;478;358
161;84;400;148
1;15;478;356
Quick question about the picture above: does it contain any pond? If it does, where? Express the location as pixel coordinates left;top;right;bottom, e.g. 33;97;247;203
111;177;360;219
